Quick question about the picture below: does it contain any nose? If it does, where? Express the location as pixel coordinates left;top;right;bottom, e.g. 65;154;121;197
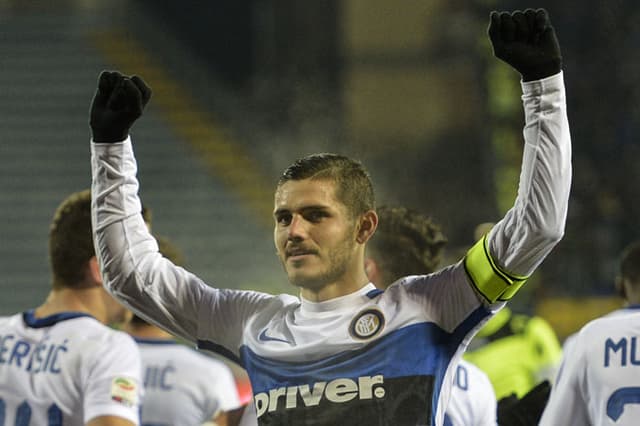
287;214;307;241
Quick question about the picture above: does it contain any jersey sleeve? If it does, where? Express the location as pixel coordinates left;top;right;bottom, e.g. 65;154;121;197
82;331;143;424
91;139;274;354
464;72;571;305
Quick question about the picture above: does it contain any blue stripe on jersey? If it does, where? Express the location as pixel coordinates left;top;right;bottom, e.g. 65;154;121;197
241;321;460;393
365;288;384;299
22;310;94;328
434;304;491;410
241;304;490;424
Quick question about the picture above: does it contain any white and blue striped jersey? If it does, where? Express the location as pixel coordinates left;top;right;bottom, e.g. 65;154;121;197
135;338;241;426
90;72;570;426
445;360;497;426
0;311;142;426
541;306;640;426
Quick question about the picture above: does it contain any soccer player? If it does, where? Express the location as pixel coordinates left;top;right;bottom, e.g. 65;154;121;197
88;9;571;425
0;190;142;426
539;241;640;425
365;206;497;426
124;236;243;426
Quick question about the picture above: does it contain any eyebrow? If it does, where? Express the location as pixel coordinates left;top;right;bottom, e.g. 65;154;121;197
273;205;330;217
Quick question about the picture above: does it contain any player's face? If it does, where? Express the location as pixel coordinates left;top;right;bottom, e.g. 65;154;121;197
274;178;359;292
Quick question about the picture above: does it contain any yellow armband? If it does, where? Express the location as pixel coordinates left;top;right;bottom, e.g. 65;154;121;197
464;236;528;303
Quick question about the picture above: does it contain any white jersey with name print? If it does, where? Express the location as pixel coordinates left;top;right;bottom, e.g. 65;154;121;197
445;360;497;426
0;311;142;426
541;306;640;426
91;72;570;426
135;338;241;426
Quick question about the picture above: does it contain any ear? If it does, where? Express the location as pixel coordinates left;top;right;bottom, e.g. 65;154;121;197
615;275;627;300
356;210;378;244
88;256;103;287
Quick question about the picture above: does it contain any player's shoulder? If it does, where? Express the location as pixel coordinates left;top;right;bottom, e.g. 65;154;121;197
187;346;234;371
147;340;228;365
576;309;640;342
383;262;465;293
585;308;640;329
166;344;235;382
0;312;22;327
67;317;138;349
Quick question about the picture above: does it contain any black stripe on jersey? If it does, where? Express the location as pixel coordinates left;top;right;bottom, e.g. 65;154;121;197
255;374;434;426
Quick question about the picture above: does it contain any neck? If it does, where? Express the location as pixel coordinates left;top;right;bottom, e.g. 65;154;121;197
300;269;371;302
35;287;107;324
125;323;174;340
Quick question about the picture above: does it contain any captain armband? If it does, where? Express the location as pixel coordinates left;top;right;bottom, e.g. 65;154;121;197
463;236;528;303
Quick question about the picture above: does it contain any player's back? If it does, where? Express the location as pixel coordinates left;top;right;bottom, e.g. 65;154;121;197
0;311;141;426
541;309;640;425
136;339;240;426
444;360;497;426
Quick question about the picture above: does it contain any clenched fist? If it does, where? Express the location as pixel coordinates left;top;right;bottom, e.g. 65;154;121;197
89;70;152;143
488;9;562;81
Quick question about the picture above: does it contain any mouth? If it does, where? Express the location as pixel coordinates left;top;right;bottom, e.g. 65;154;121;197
285;247;317;260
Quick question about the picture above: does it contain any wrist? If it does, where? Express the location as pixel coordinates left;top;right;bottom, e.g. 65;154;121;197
91;129;128;143
521;59;562;82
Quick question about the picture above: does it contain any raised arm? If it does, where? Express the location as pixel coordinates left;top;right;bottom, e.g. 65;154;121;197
89;71;271;349
464;9;571;305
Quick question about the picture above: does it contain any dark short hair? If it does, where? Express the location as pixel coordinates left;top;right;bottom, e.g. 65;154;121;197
367;206;447;288
620;241;640;285
48;190;94;289
277;153;375;218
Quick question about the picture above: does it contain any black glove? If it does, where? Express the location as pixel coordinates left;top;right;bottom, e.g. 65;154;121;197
488;9;562;82
89;70;152;143
497;380;552;426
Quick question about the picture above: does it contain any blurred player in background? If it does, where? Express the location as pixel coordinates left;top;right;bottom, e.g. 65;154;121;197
88;8;570;425
131;214;245;426
365;205;498;426
0;189;142;426
540;241;640;425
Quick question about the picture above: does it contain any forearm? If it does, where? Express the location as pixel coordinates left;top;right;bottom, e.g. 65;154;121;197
91;138;202;341
487;71;571;276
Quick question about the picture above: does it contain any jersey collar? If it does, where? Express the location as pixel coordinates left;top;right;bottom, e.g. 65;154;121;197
22;309;94;328
300;283;378;315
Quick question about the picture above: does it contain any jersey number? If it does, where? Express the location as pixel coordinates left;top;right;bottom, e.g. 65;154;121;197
0;399;62;426
607;387;640;422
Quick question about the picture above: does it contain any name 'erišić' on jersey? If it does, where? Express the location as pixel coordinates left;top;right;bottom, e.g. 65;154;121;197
0;334;68;374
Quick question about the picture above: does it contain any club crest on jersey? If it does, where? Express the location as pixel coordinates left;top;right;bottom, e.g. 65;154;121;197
349;308;385;340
